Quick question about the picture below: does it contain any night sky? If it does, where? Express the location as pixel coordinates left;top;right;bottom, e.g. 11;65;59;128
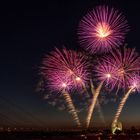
0;0;140;129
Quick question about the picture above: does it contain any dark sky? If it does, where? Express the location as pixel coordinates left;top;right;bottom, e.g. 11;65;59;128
0;0;140;129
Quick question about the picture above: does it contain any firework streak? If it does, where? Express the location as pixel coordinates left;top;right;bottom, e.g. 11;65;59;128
86;82;103;128
63;90;81;127
96;100;106;126
90;80;106;125
112;87;133;132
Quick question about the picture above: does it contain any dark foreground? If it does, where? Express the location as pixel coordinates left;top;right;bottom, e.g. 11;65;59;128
0;129;140;140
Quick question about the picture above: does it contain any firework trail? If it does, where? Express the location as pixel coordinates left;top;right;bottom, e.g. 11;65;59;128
112;75;140;134
78;5;129;54
90;79;95;94
90;80;106;125
63;90;81;127
41;48;89;127
86;82;103;128
96;100;106;126
112;87;133;133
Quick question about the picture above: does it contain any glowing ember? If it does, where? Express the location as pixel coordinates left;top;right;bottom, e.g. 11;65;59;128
75;77;81;81
96;22;112;38
62;83;67;88
106;73;111;78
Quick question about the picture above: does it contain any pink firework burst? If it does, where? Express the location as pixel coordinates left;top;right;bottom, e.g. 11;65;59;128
78;5;129;54
41;48;89;92
129;74;140;93
103;47;140;90
95;61;119;90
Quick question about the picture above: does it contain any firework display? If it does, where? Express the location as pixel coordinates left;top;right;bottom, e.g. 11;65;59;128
41;48;90;127
39;4;140;131
88;47;140;130
78;5;129;54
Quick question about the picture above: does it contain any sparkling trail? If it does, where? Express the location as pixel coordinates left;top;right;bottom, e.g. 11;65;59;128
63;90;81;128
112;87;133;133
86;82;103;128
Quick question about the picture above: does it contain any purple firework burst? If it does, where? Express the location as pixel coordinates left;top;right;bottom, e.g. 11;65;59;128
95;61;119;90
102;47;140;90
129;74;140;93
41;48;90;92
78;5;129;54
